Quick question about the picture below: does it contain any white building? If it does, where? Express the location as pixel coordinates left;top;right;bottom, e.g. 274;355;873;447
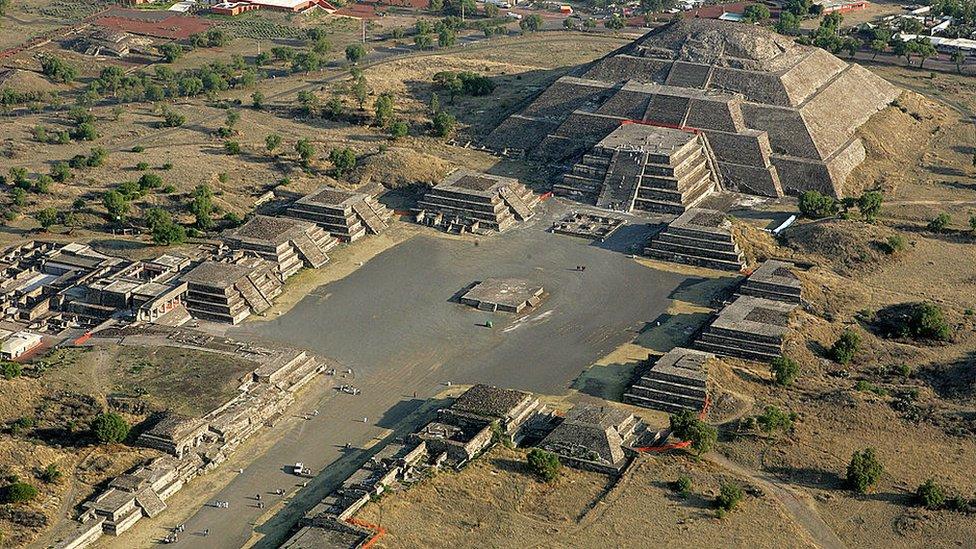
0;331;43;359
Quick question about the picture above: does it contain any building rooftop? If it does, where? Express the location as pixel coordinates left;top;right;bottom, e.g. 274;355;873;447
747;259;801;289
712;295;796;337
598;122;697;154
180;260;257;288
142;412;206;441
225;215;311;246
670;208;732;236
437;170;519;197
648;347;711;384
452;384;532;419
295;186;364;208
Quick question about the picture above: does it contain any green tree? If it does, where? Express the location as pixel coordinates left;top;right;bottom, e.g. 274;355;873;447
103;191;129;222
1;361;22;380
138;173;163;191
87;147;108;167
670;410;716;456
39;463;62;484
798;190;838;218
743;4;771;22
784;0;812;15
345;43;367;64
73;122;98;141
756;405;795;434
390;120;409;139
40;56;78;83
265;133;282;155
159;43;183;63
526;448;561;482
298;90;320;117
224;141;241;155
770;356;799;386
329;147;357;177
189;185;214;229
295;138;315;166
906;302;951;341
672;475;693;497
484;2;499;16
913;38;937;68
846;448;883;494
351;75;369;110
605;14;625;30
251;90;265;110
374;93;395;127
162;108;186;127
951;50;965;73
829;328;860;365
152;219;186;246
927;212;951;233
438;27;457;47
520;14;544;32
716;483;744;512
916;478;946;509
34;208;58;230
415;33;434;50
431;110;456;137
857;191;883;222
91;412;130;444
0;482;38;504
869;39;888;59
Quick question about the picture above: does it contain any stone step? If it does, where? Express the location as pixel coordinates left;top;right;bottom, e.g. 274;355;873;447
737;285;802;304
654;231;740;254
627;384;706;406
291;232;329;269
623;393;701;414
647;239;744;263
638;372;707;394
644;247;745;272
633;198;685;215
693;339;781;362
697;331;782;355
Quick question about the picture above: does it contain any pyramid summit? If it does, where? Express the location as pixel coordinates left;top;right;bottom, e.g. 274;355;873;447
487;19;900;199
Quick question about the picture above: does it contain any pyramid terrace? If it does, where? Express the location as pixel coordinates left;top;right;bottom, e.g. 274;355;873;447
416;170;540;234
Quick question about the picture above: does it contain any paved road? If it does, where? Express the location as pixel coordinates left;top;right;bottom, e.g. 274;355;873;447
155;200;687;548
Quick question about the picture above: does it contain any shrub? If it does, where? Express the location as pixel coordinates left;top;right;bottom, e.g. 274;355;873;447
770;356;799;386
829;328;860;365
139;173;163;191
39;463;62;484
136;162;149;171
670;411;716;456
431;111;456;137
526;448;561;482
756;405;795;434
882;234;907;254
329;147;357;177
907;302;952;341
927;213;951;233
798;190;838;219
50;162;71;183
0;482;38;504
672;475;692;497
91;412;129;444
161;162;173;171
716;483;743;512
224;141;241;155
390;120;409;139
916;478;946;509
1;361;22;380
846;448;883;493
34;208;59;229
132;145;145;153
857;191;883;222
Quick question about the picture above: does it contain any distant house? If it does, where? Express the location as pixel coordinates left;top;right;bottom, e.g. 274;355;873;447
817;0;869;14
0;331;43;360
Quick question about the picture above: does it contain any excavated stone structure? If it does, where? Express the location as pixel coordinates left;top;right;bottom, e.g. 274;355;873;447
694;296;796;361
179;257;282;324
223;215;338;281
645;208;746;271
624;347;711;414
416;170;540;233
487;19;899;198
738;259;802;303
556;122;721;214
286;186;393;242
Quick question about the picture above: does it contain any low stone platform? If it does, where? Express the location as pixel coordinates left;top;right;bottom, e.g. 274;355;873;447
623;347;711;413
644;208;745;271
738;259;802;303
551;212;625;241
459;278;544;313
286;186;393;242
416;170;539;234
223;215;338;281
694;296;795;362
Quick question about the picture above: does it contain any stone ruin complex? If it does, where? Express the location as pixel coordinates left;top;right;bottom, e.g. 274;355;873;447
458;277;545;314
487;19;899;199
556;122;721;214
624;347;711;414
416;170;540;234
538;403;641;474
737;259;803;303
645;208;746;271
286;185;393;242
551;211;625;240
694;295;796;361
180;258;283;324
222;215;338;281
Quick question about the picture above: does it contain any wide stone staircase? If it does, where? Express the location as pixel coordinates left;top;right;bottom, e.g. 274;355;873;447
645;208;746;272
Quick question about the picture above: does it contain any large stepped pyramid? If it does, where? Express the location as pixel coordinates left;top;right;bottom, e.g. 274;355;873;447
644;208;745;272
555;123;720;214
416;170;540;234
287;186;394;242
624;347;711;414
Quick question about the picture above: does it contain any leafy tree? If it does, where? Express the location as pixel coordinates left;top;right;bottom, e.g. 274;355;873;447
329;147;357;177
324;96;344;119
846;448;883;494
33;174;53;194
265;133;282;155
87;147;108;167
103;191;129;222
374;93;395;127
869;39;888;59
34;208;58;229
857;191;883;222
312;37;332;55
162;108;186;127
743;4;771;22
829;328;860;365
672;475;693;497
295;138;315;166
916;479;946;509
770;356;799;386
291;51;321;73
912;38;937;68
224;141;241;155
10;188;26;207
298;90;320;117
225;110;240;129
798;190;838;218
716;483;743;512
390;120;409;139
670;410;716;456
520;14;544;32
251;90;265;110
271;46;295;61
189;185;214;229
784;0;812;15
756;405;795;434
431;110;456;137
951;50;965;73
159;43;183;63
73;122;98;141
1;361;22;380
415;33;434;49
927;212;951;233
606;14;625;30
345;43;367;64
0;482;38;504
91;412;130;444
351;75;369;110
438;27;457;47
484;2;499;16
906;302;952;341
152;218;186;246
40;56;78;83
51;162;72;183
526;448;561;482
